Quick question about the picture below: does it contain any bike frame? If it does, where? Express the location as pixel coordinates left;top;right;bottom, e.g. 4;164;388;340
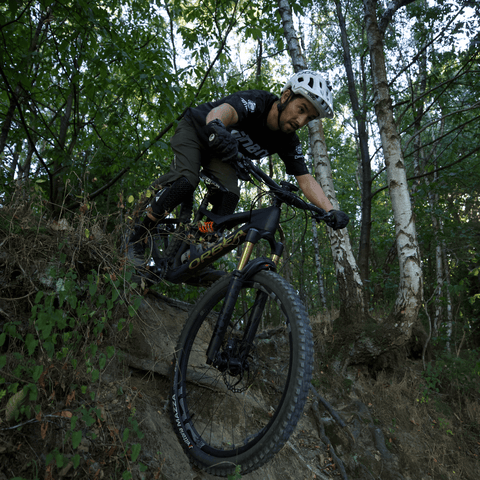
146;154;331;370
158;204;283;284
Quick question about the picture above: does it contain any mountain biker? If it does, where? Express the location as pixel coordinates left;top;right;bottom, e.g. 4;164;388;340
127;70;350;267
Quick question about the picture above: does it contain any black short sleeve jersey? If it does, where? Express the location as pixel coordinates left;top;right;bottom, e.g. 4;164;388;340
184;90;309;177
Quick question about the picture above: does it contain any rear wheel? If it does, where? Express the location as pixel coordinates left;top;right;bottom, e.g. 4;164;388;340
170;270;314;476
149;199;193;265
126;196;193;285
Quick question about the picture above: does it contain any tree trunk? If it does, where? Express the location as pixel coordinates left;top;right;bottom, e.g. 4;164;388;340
334;0;373;295
311;221;328;311
364;0;423;341
310;120;365;318
278;0;365;318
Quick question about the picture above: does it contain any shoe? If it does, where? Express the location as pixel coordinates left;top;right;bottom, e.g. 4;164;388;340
126;238;147;268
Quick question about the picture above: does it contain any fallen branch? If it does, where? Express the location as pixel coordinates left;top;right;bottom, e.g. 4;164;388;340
286;440;330;480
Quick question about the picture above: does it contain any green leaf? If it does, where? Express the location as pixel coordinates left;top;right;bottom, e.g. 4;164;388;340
28;383;38;401
72;430;82;449
112;289;119;302
131;443;141;462
35;291;44;304
99;354;106;370
68;294;78;309
91;369;99;382
44;341;54;358
56;451;64;468
25;333;38;356
71;415;78;430
32;365;43;382
89;282;98;296
72;454;81;468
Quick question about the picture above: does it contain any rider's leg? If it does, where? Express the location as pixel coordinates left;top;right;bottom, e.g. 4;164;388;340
127;119;202;267
203;157;240;217
209;190;239;216
127;177;196;267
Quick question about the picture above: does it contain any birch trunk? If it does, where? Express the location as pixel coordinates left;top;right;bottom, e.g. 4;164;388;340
310;120;365;317
278;0;365;317
364;0;423;341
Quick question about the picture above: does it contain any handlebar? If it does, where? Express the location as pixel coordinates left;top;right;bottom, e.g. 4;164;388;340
234;154;336;227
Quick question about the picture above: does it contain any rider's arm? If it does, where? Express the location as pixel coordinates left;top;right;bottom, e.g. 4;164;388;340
295;173;334;212
206;104;239;127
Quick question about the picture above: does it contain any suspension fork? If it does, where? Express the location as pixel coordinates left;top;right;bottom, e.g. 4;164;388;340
205;229;283;367
238;240;284;360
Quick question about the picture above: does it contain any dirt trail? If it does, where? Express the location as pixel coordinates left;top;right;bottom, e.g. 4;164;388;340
113;292;479;480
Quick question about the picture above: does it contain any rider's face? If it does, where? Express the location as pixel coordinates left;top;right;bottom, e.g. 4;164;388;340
278;92;319;133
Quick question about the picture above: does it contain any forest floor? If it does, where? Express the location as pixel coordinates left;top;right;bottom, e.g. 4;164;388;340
0;202;479;480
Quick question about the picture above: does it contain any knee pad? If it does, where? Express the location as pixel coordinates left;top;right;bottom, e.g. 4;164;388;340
151;176;195;219
211;191;239;216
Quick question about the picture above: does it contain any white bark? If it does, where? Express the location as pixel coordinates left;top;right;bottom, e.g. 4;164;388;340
278;0;365;314
309;120;365;312
365;0;423;333
312;214;328;310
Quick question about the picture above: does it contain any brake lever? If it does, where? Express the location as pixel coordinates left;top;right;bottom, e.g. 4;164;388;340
233;155;252;182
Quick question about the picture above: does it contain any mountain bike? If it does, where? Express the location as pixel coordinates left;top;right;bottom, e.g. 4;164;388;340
130;154;336;477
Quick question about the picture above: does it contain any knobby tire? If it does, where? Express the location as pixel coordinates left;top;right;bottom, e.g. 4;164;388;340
170;270;314;477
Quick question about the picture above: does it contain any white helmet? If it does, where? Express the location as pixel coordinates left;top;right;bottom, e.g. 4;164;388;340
282;70;334;119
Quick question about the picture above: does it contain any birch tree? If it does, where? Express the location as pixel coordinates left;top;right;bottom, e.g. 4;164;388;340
277;0;365;319
364;0;423;343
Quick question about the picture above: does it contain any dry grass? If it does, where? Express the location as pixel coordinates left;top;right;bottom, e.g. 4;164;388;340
354;365;480;480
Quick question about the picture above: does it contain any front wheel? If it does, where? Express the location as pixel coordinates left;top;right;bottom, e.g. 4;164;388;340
170;270;314;477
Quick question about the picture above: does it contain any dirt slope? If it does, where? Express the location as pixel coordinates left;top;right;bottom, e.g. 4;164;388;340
114;293;479;480
0;207;478;480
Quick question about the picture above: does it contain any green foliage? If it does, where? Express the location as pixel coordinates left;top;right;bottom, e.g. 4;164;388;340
0;245;144;478
419;350;480;403
1;0;479;361
228;464;242;480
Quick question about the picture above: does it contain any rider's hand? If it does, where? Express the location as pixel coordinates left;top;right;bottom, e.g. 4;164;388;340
327;209;350;230
204;119;238;162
